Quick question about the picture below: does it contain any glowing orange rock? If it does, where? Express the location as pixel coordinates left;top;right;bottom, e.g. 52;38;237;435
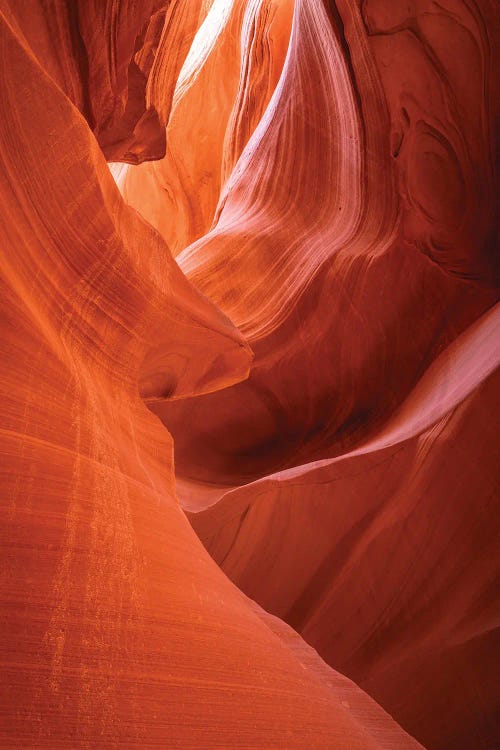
0;2;428;748
115;1;499;748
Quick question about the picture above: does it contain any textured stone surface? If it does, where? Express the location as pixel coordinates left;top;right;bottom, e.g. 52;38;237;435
122;1;499;747
0;1;498;748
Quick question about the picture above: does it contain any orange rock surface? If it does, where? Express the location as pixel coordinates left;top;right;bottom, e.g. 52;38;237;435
0;1;498;748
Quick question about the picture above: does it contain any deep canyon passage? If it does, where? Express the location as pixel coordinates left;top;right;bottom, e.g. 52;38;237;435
0;1;499;748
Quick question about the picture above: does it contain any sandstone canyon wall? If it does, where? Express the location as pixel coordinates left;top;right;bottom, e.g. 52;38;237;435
0;1;498;749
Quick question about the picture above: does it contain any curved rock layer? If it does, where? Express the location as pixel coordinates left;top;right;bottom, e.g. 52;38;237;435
139;0;498;487
0;1;498;750
191;306;500;750
115;1;499;749
0;1;433;749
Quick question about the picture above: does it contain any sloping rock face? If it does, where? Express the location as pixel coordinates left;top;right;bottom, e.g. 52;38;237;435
0;1;424;748
118;1;499;748
0;1;497;749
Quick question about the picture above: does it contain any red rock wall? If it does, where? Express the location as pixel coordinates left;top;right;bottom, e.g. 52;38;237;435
0;1;498;748
123;1;499;747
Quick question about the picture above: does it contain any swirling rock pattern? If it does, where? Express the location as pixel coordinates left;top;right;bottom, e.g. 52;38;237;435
0;0;498;749
121;0;499;747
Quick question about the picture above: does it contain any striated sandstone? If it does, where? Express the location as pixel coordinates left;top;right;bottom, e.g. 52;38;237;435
1;1;498;748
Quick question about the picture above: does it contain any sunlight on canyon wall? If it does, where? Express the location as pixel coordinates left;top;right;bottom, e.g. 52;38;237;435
1;1;498;748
